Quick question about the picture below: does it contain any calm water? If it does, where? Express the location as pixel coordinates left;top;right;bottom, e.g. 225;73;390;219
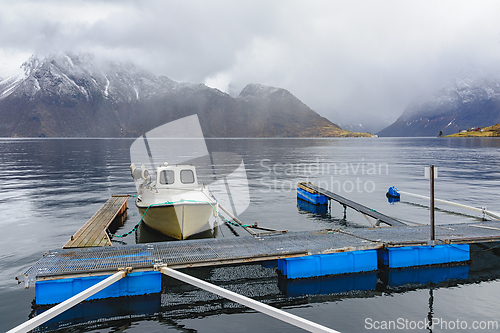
1;137;500;332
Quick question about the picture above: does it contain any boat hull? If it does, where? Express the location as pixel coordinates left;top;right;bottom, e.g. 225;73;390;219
137;202;214;240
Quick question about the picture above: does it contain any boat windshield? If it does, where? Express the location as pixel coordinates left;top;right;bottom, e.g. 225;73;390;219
180;169;195;184
159;170;175;185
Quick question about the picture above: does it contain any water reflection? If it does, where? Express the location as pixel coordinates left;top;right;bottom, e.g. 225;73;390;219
3;138;500;332
427;289;434;333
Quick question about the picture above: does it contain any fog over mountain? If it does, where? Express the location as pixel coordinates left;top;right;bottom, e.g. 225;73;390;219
0;53;367;138
378;69;500;137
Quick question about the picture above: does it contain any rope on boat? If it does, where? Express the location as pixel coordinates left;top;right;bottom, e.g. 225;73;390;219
109;204;151;239
209;203;255;229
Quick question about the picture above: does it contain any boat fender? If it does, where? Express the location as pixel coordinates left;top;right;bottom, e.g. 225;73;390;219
141;164;150;180
130;163;143;180
386;186;400;198
213;203;219;217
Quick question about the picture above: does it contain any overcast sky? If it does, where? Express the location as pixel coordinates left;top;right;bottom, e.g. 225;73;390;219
1;0;500;127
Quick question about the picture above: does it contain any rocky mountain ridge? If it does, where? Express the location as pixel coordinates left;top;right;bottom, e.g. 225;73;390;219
0;53;368;138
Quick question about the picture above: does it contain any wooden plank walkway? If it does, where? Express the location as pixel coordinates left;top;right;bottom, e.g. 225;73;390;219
299;182;406;226
63;195;128;249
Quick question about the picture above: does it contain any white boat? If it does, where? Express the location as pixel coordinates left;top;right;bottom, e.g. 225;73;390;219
130;162;217;240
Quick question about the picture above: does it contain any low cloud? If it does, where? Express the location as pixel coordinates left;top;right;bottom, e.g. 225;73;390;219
1;0;500;128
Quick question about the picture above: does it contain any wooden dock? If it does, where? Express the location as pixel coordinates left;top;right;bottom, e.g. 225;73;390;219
63;195;128;249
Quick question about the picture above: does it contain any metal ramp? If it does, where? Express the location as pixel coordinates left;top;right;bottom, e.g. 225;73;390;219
299;182;406;226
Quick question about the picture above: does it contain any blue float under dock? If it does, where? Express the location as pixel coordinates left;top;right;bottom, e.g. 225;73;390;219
297;183;328;205
36;271;161;305
278;250;378;279
380;244;470;268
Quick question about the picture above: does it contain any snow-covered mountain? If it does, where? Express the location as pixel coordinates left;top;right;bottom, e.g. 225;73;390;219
378;69;500;137
0;53;363;138
3;53;175;101
0;53;177;137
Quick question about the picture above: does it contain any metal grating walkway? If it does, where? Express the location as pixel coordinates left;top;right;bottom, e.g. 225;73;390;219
347;220;500;246
22;221;500;285
22;230;382;284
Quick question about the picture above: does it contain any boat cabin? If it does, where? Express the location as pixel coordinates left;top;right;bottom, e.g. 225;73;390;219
156;163;199;188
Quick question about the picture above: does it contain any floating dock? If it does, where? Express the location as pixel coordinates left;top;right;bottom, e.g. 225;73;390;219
63;195;128;248
22;220;500;305
14;191;500;333
9;183;500;332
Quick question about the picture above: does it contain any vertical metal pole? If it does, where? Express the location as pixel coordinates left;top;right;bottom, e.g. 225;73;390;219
430;165;435;242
